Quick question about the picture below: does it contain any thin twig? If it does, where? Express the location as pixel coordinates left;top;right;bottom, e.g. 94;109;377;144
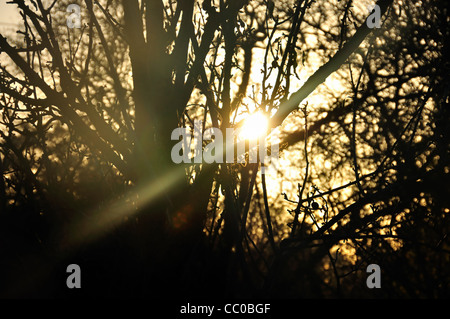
261;168;277;252
291;102;309;237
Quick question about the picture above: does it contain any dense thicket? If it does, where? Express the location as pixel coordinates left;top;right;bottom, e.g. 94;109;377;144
0;0;448;298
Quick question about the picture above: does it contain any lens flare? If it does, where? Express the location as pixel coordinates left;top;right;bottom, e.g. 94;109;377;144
238;112;269;140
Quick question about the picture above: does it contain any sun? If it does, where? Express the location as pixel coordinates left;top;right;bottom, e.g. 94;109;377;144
238;111;269;140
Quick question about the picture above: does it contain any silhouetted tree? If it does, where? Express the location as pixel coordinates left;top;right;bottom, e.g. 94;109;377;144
0;0;448;298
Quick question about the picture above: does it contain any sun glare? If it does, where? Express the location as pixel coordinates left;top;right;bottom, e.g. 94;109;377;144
238;112;269;140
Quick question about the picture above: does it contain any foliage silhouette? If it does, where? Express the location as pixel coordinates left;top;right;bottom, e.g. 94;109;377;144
0;0;448;298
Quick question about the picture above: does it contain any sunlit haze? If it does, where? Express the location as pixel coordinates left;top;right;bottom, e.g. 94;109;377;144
238;111;269;140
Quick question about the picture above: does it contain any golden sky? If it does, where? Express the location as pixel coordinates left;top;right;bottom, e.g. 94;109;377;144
0;2;19;24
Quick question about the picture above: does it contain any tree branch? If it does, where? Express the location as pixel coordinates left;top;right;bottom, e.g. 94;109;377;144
270;0;393;128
